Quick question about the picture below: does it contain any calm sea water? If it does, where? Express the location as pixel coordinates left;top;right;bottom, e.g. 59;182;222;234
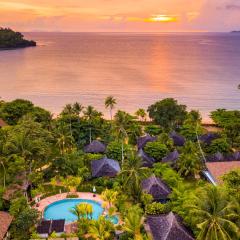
0;32;240;121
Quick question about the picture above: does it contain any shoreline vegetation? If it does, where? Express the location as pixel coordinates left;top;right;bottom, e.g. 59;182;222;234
0;28;36;50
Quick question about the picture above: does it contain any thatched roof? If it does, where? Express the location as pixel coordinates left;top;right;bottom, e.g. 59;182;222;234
138;149;156;167
162;150;179;164
137;134;157;150
146;212;195;240
0;118;7;128
0;211;13;239
206;152;224;162
142;175;171;200
199;133;220;145
170;132;185;146
84;140;106;153
91;157;120;177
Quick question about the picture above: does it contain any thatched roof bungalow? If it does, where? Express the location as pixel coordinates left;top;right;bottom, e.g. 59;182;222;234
91;157;120;178
199;133;220;145
141;175;171;201
170;132;185;147
138;149;156;167
146;212;195;240
162;150;179;164
84;140;106;154
137;134;157;150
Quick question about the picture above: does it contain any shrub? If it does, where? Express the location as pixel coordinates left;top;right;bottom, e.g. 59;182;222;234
106;141;131;161
145;202;171;215
144;141;169;161
66;193;79;198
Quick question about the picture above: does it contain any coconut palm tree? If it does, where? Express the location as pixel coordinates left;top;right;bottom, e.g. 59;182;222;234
105;96;117;121
83;105;102;143
88;216;114;240
135;108;147;122
123;205;144;240
187;186;239;240
120;152;149;201
72;102;84;117
70;202;93;221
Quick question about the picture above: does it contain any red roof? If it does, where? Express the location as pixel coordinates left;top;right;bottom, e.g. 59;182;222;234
0;118;7;127
206;161;240;183
0;211;13;239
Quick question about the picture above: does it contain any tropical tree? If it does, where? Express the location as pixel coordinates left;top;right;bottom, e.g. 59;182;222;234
147;98;187;130
83;105;103;143
120;152;149;201
177;141;203;179
123;205;144;240
101;189;118;208
61;176;82;193
105;96;117;121
114;110;134;164
186;186;239;240
70;202;93;220
135;108;147;122
88;216;114;240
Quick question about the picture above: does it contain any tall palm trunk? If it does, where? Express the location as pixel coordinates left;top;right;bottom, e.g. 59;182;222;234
89;127;92;143
121;139;124;165
1;161;6;188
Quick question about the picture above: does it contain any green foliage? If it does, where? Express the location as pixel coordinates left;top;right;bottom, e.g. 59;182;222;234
185;186;239;240
145;202;171;215
211;109;240;148
0;28;36;49
106;141;131;161
222;169;240;201
10;208;39;240
205;137;231;154
177;141;203;178
153;163;183;188
144;141;169;161
9;196;28;217
135;108;147;121
144;124;162;136
147;98;187;129
88;216;115;240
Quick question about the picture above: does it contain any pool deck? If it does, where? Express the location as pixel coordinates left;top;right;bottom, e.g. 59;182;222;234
34;192;103;213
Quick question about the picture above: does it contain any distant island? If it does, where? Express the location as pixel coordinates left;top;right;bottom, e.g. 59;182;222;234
0;27;36;49
231;31;240;33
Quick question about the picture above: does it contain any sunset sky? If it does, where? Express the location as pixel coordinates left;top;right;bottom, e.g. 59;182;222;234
0;0;240;32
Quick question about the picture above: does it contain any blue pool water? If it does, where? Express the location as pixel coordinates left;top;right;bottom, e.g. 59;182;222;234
44;199;103;223
105;215;119;224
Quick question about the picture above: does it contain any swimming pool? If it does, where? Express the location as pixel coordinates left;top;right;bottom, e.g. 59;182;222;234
44;199;103;223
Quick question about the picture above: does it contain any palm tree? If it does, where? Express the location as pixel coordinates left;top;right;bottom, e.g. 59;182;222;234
187;186;239;240
177;141;203;179
70;202;93;221
88;216;114;240
0;159;6;188
123;206;143;240
105;96;117;121
73;102;84;117
84;105;102;143
101;189;118;208
135;108;147;122
114;111;132;164
120;153;149;201
62;104;74;138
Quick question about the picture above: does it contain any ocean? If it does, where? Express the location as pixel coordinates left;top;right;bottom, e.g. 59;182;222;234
0;32;240;121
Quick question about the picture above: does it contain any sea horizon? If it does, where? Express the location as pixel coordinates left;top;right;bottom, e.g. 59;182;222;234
1;32;240;122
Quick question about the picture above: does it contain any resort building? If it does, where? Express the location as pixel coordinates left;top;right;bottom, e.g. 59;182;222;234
36;219;65;238
162;150;179;165
138;148;156;167
169;132;185;146
0;211;13;240
199;133;220;145
84;140;106;154
141;175;171;202
146;212;195;240
91;157;120;178
137;134;157;150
